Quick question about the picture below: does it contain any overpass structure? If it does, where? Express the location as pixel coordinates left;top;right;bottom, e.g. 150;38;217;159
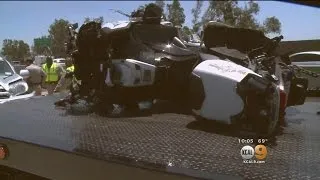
278;39;320;55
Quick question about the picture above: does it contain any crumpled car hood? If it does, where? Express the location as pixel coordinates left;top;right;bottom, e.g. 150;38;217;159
0;74;23;91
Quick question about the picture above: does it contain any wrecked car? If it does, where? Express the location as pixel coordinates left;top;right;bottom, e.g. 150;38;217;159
61;4;288;136
0;57;34;104
198;21;310;126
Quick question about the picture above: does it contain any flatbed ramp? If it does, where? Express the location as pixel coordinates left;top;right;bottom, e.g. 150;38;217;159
0;94;319;180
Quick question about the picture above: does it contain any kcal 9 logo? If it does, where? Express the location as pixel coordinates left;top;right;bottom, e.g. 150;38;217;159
241;145;267;160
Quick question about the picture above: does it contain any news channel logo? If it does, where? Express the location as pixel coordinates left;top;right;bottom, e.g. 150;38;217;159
240;145;267;163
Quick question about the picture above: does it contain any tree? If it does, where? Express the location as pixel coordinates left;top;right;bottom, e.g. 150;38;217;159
155;0;166;19
84;17;91;24
1;39;30;62
132;2;166;20
33;36;51;55
1;39;12;58
94;16;104;24
235;1;260;30
48;19;70;57
191;0;203;33
182;26;192;36
180;26;192;42
137;4;147;10
17;40;30;60
84;16;104;24
167;0;186;27
155;0;165;10
202;1;281;34
263;16;281;34
202;1;240;26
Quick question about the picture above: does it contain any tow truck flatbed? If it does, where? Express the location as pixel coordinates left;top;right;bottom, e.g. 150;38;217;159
0;94;319;180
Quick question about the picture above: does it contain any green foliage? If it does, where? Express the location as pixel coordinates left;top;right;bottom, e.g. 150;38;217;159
133;1;166;20
202;1;240;26
166;0;186;26
84;16;104;24
33;0;282;60
155;0;166;19
48;19;70;57
1;39;30;62
263;16;282;34
182;26;192;36
202;1;282;34
33;36;51;55
84;17;91;24
178;26;192;42
191;0;203;33
155;0;165;10
96;16;104;24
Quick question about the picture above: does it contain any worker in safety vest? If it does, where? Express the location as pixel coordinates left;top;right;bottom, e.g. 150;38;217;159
54;54;82;107
42;56;65;95
54;57;74;93
66;62;75;75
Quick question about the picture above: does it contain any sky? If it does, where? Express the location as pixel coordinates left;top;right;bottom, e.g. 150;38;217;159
0;1;320;50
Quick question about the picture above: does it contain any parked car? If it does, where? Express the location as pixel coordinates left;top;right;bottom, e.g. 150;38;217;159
53;58;66;69
0;57;34;104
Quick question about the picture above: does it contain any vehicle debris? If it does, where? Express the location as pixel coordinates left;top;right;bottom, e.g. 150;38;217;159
54;4;307;137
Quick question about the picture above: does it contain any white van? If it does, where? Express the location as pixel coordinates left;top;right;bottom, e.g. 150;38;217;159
53;58;66;69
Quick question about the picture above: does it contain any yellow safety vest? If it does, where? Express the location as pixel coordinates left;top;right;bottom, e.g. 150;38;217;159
66;65;75;73
42;63;59;82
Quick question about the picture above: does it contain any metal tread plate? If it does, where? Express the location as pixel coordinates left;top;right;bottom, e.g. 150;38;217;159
0;94;319;180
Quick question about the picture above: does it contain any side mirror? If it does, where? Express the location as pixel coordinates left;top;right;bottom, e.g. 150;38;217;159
72;23;78;30
20;69;30;79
